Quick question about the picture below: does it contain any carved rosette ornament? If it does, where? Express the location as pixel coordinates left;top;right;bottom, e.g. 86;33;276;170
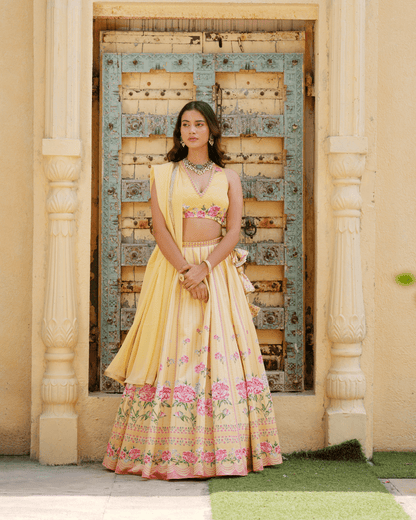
41;156;80;417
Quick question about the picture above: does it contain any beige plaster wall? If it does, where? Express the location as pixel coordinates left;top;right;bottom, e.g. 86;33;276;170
374;0;416;451
0;0;34;454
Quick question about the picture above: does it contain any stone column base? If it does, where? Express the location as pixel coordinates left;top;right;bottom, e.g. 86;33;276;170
39;416;78;465
325;411;367;456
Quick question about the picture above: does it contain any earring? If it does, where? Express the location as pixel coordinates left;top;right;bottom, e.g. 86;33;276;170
209;135;214;146
180;137;186;148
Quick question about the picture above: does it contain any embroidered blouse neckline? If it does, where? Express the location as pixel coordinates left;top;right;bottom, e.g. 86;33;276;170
182;162;222;198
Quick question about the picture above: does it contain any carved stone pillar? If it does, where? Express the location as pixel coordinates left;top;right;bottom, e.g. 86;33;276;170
39;0;82;464
325;0;369;453
326;152;367;447
39;155;80;464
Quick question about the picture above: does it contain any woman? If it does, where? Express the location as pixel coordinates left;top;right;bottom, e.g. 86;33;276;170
103;101;283;479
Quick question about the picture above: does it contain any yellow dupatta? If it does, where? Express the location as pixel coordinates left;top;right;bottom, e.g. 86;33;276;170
104;162;184;386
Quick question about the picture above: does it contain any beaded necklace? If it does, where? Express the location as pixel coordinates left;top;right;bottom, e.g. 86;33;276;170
183;157;214;176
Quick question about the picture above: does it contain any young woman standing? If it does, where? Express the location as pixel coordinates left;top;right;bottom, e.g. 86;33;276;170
103;101;283;479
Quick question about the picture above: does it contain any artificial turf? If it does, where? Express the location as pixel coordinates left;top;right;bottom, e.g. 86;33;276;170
209;454;410;520
371;451;416;479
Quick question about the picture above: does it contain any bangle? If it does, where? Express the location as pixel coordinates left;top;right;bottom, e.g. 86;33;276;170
202;259;212;274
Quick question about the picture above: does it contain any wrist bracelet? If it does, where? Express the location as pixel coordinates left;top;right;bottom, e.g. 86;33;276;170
202;259;212;274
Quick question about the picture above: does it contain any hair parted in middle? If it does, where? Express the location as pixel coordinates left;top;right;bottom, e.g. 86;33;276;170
166;101;226;167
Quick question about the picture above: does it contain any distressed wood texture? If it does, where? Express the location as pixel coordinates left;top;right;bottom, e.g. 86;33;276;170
100;32;304;393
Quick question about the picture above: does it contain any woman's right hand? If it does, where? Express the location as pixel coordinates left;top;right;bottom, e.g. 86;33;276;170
188;281;209;303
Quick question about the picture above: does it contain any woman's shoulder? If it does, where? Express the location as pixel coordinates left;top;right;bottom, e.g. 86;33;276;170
152;162;176;175
220;166;241;185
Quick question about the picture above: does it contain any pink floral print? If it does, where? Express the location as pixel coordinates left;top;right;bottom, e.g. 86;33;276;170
123;384;136;401
236;381;248;399
197;398;213;417
235;447;250;459
173;384;196;403
158;386;171;401
129;448;141;460
202;451;216;463
106;443;114;457
212;382;230;401
247;377;264;396
260;442;273;454
182;203;227;225
182;451;198;464
161;450;172;461
215;449;227;462
138;385;156;402
195;362;206;373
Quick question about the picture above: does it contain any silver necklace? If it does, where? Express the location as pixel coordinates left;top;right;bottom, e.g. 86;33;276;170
183;158;214;176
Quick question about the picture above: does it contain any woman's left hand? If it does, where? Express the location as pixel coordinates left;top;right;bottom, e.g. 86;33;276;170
179;263;209;291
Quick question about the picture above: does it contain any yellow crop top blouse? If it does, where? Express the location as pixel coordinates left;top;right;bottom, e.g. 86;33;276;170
181;163;229;225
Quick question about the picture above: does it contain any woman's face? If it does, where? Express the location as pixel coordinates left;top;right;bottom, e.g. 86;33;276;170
180;110;210;149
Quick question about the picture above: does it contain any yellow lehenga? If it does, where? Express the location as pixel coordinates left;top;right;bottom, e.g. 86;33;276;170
103;162;283;479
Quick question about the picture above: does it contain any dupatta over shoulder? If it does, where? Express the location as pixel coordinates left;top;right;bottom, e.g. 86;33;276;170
104;162;184;386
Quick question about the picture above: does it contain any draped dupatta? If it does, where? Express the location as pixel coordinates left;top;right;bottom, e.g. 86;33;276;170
104;162;184;386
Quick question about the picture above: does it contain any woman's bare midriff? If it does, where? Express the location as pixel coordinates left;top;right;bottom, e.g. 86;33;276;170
182;218;222;242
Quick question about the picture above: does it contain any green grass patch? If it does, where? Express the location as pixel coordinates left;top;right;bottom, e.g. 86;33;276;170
371;451;416;478
290;439;367;462
209;459;408;520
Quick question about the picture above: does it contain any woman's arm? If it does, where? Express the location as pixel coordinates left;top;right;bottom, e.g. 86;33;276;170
150;179;209;303
180;168;243;290
150;182;188;272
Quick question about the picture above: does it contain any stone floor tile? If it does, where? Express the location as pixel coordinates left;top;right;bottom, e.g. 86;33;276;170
0;495;109;520
381;478;416;520
103;495;212;520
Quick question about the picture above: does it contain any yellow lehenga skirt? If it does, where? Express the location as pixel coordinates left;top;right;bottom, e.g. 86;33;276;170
103;237;283;479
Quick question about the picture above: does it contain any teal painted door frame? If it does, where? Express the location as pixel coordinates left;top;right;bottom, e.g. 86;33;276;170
100;52;304;392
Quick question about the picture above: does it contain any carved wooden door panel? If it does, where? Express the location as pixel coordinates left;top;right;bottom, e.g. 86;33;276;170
100;32;304;393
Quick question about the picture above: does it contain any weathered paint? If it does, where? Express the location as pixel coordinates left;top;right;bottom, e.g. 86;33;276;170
100;54;122;392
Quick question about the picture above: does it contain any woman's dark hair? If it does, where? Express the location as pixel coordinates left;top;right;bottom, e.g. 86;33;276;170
167;101;226;167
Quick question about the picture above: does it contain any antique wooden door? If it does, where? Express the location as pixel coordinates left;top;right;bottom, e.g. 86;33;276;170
99;32;304;393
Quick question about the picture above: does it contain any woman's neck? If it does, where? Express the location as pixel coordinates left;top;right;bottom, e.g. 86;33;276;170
186;147;210;164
